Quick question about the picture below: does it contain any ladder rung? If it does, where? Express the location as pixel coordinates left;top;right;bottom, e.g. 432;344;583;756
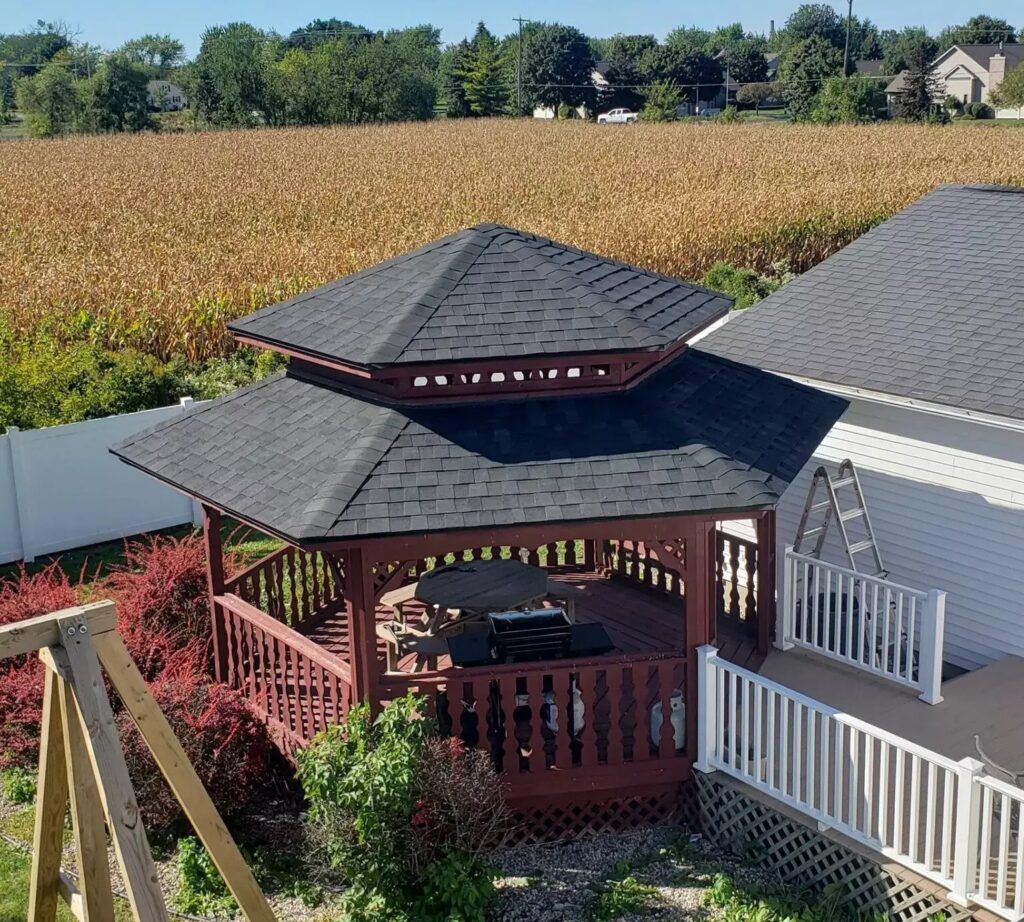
833;477;856;488
802;527;825;538
848;540;876;554
839;508;865;521
810;501;832;512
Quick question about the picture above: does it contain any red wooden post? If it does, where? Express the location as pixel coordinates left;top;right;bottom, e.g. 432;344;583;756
202;504;228;683
756;509;777;656
683;518;716;764
344;547;380;711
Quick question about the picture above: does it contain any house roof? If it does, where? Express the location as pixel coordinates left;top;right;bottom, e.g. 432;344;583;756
228;224;731;369
698;184;1024;422
112;350;846;544
942;43;1024;74
885;70;909;94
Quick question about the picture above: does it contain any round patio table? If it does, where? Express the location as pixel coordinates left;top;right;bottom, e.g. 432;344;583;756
415;559;549;615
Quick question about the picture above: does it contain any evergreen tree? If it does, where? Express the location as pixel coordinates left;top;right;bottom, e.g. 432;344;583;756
437;40;472;117
455;23;508;116
897;37;944;120
780;35;842;120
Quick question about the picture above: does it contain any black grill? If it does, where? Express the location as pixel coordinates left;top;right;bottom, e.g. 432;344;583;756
488;608;572;663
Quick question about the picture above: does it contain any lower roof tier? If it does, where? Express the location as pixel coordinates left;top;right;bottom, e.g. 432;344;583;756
112;350;847;545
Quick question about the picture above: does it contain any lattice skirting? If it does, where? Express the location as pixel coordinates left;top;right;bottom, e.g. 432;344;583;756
506;783;686;846
694;772;997;922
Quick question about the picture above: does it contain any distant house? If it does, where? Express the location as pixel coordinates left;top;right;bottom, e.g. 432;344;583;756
147;80;187;112
532;62;610;119
886;43;1024;117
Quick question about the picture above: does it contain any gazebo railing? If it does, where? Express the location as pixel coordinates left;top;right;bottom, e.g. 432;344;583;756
225;546;345;631
381;650;688;792
215;593;353;758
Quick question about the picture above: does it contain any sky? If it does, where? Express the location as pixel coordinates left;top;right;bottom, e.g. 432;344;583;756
4;0;1023;56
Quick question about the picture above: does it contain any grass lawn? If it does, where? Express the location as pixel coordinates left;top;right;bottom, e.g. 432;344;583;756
0;519;282;591
0;115;28;142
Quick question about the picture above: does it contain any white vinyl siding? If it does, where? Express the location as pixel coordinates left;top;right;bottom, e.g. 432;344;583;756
775;397;1024;672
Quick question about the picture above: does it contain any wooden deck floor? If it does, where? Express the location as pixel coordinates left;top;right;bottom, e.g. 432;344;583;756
761;647;1024;768
302;570;690;670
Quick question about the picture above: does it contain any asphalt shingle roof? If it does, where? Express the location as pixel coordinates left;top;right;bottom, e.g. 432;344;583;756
698;185;1024;422
228;224;731;367
112;351;846;543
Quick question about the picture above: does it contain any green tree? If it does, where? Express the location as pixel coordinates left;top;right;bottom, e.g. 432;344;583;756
810;76;884;122
192;23;273;126
780;36;842;120
599;34;657;111
284;18;370;51
522;23;596;115
779;4;846;49
118;34;185;76
735;81;777;112
437;40;472;117
1;21;72;114
640;42;721;105
455;23;508;115
721;38;769;84
267;46;330;125
639;80;682;120
937;16;1016;50
897;37;944;121
13;54;81;136
990;63;1024;111
83;54;153;131
880;28;937;75
349;27;440;122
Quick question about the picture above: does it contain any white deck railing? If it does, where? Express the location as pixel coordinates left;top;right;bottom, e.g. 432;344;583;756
778;548;946;705
696;647;1024;918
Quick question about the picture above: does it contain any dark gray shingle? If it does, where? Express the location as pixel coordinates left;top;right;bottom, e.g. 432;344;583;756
698;185;1024;422
228;224;731;367
112;351;846;543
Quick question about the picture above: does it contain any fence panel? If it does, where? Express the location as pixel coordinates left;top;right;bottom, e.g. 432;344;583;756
0;399;208;564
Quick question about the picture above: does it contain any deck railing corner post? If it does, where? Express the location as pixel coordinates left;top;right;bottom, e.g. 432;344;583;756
775;546;795;651
694;644;718;773
918;588;946;705
948;755;985;906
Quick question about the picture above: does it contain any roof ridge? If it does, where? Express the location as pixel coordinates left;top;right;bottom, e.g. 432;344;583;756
502;238;670;349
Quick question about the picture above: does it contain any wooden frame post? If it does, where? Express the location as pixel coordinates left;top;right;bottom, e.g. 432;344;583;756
344;547;380;709
755;510;777;656
683;519;716;764
202;504;228;683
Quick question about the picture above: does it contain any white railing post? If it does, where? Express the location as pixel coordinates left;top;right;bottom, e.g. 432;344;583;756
694;645;718;773
179;397;205;529
775;546;795;650
5;426;35;563
918;589;946;705
949;756;984;906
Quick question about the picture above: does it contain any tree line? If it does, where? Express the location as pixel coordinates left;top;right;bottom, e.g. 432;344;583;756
3;8;1022;137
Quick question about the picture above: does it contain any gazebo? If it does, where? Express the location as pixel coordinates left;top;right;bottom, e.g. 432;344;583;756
113;224;845;828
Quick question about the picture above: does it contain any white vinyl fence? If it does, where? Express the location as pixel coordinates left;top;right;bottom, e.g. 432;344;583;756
778;548;946;705
696;647;1024;918
0;399;209;564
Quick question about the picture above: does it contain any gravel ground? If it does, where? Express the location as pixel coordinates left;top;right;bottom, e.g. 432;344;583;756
491;826;779;922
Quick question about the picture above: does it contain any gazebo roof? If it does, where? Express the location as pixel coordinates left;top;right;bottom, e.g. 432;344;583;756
228;224;731;369
113;350;846;545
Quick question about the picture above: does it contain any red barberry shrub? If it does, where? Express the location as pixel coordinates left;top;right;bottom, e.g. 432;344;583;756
106;533;222;682
0;563;79;768
119;667;271;830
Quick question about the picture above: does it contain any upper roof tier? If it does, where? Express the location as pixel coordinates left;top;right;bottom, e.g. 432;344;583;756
229;224;731;371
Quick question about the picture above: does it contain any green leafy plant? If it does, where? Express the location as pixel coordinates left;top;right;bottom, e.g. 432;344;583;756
0;767;36;804
590;864;660;921
173;836;236;917
703;872;852;921
702;261;793;309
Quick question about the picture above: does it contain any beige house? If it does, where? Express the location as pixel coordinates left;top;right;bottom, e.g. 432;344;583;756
146;80;187;112
886;43;1024;118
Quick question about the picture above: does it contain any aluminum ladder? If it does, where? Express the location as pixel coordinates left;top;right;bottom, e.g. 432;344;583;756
793;459;886;577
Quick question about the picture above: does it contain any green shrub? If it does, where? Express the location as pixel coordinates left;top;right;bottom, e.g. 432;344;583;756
703;872;851;921
965;101;995;119
0;767;36;804
173;836;236;917
715;105;742;123
297;696;506;922
702;261;793;309
590;870;659;921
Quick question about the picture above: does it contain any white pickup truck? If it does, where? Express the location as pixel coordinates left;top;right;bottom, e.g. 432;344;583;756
597;108;638;124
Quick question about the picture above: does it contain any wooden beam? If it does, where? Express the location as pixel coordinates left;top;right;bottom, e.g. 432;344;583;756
56;668;115;922
94;631;275;922
56;613;169;922
57;872;85;922
344;547;380;708
756;510;777;656
28;667;69;922
203;505;228;682
683;519;716;765
0;602;115;661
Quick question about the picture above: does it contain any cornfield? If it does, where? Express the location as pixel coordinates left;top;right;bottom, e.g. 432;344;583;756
1;120;1022;361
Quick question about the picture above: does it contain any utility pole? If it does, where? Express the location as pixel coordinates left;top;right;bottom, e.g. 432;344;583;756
513;16;530;115
843;0;854;76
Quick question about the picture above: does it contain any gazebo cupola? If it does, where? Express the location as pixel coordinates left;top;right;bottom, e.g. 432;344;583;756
228;223;732;402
